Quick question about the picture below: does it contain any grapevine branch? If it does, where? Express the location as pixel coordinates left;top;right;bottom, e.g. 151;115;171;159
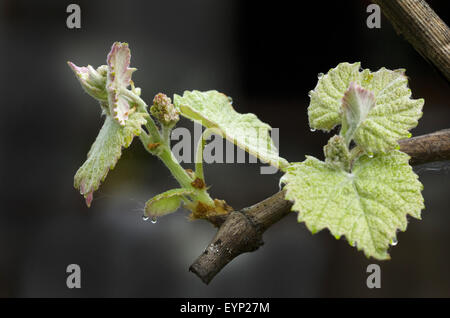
373;0;450;82
191;129;450;284
189;0;450;285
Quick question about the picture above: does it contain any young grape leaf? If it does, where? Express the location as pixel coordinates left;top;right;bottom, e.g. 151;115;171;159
308;63;424;154
280;151;424;259
145;188;195;219
352;68;424;154
106;42;137;126
308;62;361;131
74;113;147;207
173;90;289;170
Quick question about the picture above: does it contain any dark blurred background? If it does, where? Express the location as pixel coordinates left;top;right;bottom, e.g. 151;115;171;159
1;0;449;297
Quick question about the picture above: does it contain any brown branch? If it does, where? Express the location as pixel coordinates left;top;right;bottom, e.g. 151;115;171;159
190;129;450;284
189;191;291;284
399;128;450;165
373;0;450;82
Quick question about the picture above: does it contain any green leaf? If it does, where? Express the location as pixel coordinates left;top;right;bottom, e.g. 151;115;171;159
74;112;147;207
353;68;423;154
308;63;424;153
145;188;195;219
281;150;424;259
173;90;289;170
308;62;361;131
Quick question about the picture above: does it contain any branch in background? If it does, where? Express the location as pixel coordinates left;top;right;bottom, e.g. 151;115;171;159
373;0;450;82
399;128;450;165
191;129;450;284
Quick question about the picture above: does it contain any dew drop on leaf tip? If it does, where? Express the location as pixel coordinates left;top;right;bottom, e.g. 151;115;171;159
390;238;398;246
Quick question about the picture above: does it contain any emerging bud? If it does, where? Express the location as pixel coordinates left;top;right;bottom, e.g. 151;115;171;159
340;82;376;145
324;135;351;171
151;93;180;126
67;62;108;101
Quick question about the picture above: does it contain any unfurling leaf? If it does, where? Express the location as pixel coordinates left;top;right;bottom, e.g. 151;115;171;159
281;150;424;260
173;90;289;170
145;188;195;219
106;42;137;126
340;82;375;145
308;62;424;154
74;113;147;207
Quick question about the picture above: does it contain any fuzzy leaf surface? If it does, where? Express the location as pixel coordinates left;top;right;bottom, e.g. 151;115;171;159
174;90;288;169
281;151;424;259
74;113;147;206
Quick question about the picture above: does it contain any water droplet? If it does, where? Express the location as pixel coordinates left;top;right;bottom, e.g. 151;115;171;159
390;238;398;246
151;217;157;224
317;72;324;79
208;245;219;253
310;128;316;132
308;90;314;98
368;153;374;158
227;96;233;105
142;215;149;221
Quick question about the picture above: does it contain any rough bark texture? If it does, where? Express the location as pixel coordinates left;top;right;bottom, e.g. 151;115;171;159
373;0;450;82
399;129;450;165
191;129;450;284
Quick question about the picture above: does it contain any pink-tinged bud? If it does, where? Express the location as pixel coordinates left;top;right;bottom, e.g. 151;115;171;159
67;61;108;101
85;192;93;208
80;183;94;207
340;82;375;144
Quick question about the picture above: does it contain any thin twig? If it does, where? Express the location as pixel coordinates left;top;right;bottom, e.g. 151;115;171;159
190;129;450;284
